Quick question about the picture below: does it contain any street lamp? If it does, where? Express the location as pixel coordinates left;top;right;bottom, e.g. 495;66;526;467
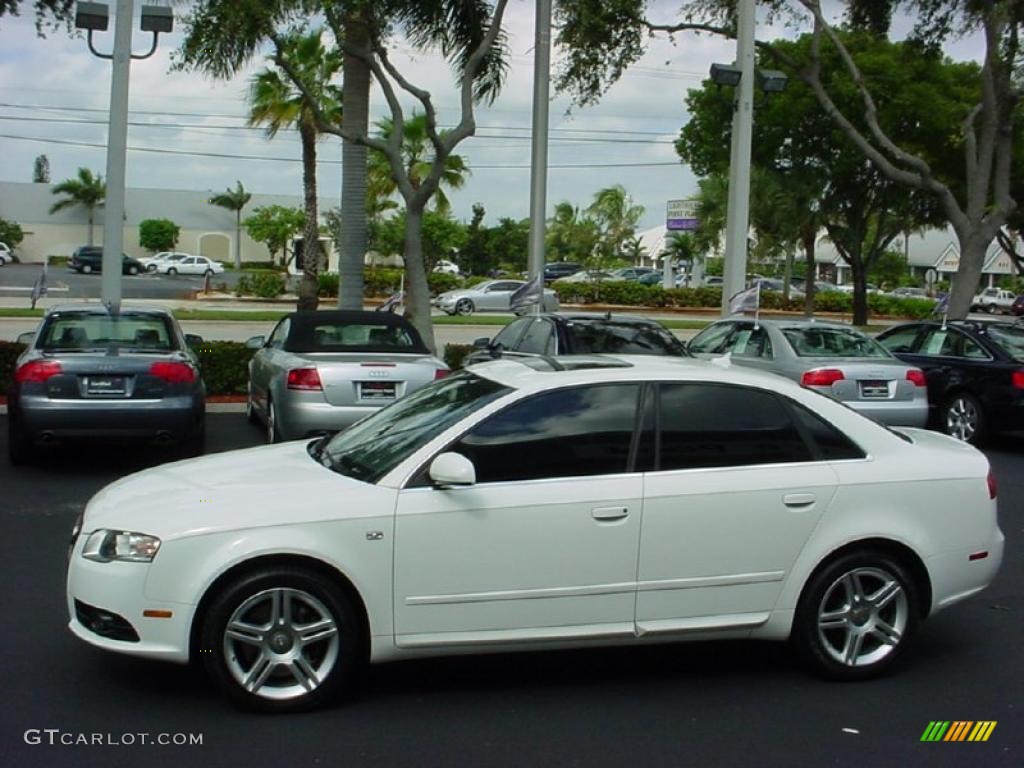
75;1;173;312
710;1;788;316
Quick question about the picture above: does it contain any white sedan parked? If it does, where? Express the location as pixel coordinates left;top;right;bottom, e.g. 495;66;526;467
67;356;1003;711
156;255;224;276
140;251;191;272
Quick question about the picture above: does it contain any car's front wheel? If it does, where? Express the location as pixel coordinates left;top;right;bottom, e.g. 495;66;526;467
942;392;985;444
987;303;998;314
793;550;920;680
127;265;139;276
167;267;178;276
81;264;93;274
246;387;260;426
454;299;474;316
199;567;363;712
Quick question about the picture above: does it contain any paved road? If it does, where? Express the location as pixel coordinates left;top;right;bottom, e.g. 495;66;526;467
0;415;1021;767
0;263;240;301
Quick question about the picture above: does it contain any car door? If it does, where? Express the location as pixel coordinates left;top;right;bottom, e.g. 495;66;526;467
686;321;737;357
718;321;776;374
181;257;201;275
885;326;988;408
249;318;290;413
393;383;645;646
635;382;840;634
480;281;519;310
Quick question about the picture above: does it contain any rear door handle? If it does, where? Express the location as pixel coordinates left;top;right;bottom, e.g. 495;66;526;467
592;506;629;521
783;493;816;508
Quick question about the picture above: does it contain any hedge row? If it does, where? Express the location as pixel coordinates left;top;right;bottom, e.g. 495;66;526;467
551;282;938;319
315;270;462;299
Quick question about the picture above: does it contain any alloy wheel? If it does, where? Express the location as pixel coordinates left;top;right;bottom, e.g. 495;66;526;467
222;587;341;702
816;566;908;668
945;396;979;442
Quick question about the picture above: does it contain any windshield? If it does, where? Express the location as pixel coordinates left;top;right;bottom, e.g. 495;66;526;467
38;311;178;352
317;372;511;483
568;319;688;356
782;327;891;358
986;324;1024;362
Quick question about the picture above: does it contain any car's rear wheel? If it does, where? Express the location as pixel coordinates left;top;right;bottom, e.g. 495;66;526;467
81;264;93;274
987;303;998;314
942;392;985;444
167;267;178;276
199;567;363;712
246;387;260;426
454;299;474;316
127;265;139;276
204;268;214;277
266;398;281;443
793;550;920;680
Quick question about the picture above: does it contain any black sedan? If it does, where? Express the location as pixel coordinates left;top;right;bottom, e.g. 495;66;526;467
464;312;688;365
875;319;1024;444
7;303;206;463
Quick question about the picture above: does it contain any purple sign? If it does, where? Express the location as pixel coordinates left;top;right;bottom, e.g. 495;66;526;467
667;218;699;231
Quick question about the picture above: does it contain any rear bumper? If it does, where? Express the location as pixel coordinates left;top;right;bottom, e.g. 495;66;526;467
15;395;203;442
276;398;380;440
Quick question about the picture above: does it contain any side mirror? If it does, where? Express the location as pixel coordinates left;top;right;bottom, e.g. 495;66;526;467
472;336;490;349
16;331;36;346
428;452;476;487
245;335;266;350
184;333;203;348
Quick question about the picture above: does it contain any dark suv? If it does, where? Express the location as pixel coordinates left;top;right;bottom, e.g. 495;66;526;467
543;262;583;283
70;246;144;275
465;312;688;365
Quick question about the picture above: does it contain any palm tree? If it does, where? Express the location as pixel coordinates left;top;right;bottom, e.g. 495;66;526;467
368;112;470;216
586;185;644;268
49;168;105;245
251;28;343;311
209;181;252;270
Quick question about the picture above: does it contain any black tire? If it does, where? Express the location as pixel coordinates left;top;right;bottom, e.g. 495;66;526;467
941;391;986;445
167;267;178;276
7;417;35;465
793;549;920;681
198;567;363;713
81;264;93;274
454;299;474;316
266;397;281;443
987;303;997;314
246;388;260;426
127;265;139;276
204;268;214;277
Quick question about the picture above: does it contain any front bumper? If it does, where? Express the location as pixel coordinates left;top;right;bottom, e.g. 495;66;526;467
66;535;193;663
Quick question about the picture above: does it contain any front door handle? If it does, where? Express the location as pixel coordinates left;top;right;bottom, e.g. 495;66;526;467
592;506;629;521
783;493;816;508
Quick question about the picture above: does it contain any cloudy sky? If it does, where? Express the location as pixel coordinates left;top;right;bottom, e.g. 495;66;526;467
0;1;985;231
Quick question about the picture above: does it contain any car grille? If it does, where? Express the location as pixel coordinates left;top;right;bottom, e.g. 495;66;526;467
74;599;140;642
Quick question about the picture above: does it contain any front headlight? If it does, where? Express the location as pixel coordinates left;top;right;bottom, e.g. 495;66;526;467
82;530;161;563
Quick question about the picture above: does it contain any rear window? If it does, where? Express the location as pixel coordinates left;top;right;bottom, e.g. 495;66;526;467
285;320;427;354
567;319;687;356
38;312;177;351
985;325;1024;362
782;327;890;358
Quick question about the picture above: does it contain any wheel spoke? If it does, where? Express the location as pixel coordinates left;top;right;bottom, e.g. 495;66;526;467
243;653;275;693
226;620;265;646
818;608;848;630
871;619;902;647
298;618;338;646
289;657;320;692
842;630;865;665
842;573;864;603
269;589;285;625
868;579;902;611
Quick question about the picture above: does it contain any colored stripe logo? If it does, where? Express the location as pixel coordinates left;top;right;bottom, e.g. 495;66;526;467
921;721;997;742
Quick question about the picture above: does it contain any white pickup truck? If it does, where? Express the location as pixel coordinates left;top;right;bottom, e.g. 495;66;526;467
971;287;1018;313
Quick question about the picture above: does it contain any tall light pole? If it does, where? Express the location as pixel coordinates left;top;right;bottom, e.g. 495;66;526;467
720;0;755;316
75;1;172;313
527;0;552;297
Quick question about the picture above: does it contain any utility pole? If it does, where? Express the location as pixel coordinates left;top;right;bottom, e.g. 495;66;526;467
527;0;552;300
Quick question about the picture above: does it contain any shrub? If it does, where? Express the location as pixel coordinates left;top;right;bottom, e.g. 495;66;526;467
0;218;25;248
318;273;339;298
428;272;462;295
363;268;405;297
138;218;180;252
235;271;285;299
0;341;26;393
444;343;475;371
192;341;256;395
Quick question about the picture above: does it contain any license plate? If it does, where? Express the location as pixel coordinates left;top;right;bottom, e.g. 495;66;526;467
85;375;127;395
859;380;891;398
358;381;396;401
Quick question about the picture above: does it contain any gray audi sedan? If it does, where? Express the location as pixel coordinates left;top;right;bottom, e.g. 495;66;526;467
246;310;449;442
7;304;206;463
687;319;929;427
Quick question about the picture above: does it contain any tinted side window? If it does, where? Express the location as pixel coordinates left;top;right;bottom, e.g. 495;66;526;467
877;326;922;354
658;383;812;470
491;318;531;349
516;319;555;355
788;403;866;460
453;384;640;483
268;319;290;349
688;323;735;354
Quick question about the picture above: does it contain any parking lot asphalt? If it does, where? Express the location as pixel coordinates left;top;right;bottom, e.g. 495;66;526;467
0;414;1021;768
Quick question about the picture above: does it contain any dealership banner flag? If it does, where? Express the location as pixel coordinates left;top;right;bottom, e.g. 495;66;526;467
510;274;543;312
376;290;403;313
728;283;760;316
30;262;48;309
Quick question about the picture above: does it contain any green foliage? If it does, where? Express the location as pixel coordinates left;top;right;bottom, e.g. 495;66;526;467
546;201;600;263
586;185;644;269
317;273;339;298
428;272;461;294
0;341;25;393
234;271;286;299
486;217;530;272
0;218;25;247
138;218;181;253
243;205;305;263
191;341;257;395
869;250;910;288
363;268;405;297
209;180;252;214
49;167;105;243
443;343;475;371
374;210;468;272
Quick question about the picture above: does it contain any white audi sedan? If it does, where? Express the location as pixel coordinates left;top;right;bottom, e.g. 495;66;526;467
66;356;1003;712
